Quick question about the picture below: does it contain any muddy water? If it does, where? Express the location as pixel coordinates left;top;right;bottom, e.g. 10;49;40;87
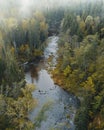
25;36;78;130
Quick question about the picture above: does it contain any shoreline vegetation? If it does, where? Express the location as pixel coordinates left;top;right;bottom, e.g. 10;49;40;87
0;0;104;130
50;1;104;130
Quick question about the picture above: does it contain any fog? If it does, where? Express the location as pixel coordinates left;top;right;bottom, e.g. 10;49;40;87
0;0;104;20
0;0;103;12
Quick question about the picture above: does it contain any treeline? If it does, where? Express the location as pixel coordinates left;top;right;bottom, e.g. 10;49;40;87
0;1;48;62
0;6;38;127
0;1;65;129
52;0;104;130
0;1;49;130
0;36;36;129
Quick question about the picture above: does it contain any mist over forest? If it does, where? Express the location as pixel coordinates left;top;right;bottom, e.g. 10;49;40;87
0;0;104;130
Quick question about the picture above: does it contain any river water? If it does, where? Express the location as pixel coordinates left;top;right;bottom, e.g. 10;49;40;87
25;36;78;130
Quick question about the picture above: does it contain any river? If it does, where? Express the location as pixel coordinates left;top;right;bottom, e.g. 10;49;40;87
25;36;79;130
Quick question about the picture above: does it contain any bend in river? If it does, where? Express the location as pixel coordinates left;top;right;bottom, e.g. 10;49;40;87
25;36;79;130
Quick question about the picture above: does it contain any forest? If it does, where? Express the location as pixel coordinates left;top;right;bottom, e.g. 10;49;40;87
0;0;104;130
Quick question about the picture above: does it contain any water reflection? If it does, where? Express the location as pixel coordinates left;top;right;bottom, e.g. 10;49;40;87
25;36;78;130
30;64;39;83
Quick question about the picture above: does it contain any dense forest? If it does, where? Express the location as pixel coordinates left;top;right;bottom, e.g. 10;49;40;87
52;1;104;130
0;0;49;129
0;0;104;130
